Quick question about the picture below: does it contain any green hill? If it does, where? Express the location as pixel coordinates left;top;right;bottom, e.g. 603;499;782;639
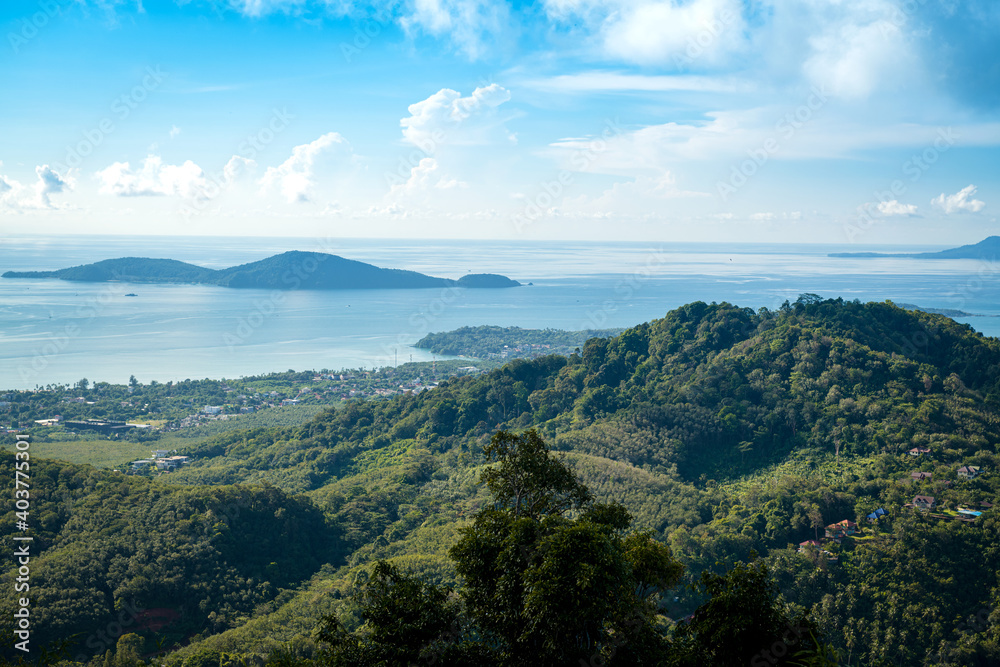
6;296;1000;665
1;251;521;290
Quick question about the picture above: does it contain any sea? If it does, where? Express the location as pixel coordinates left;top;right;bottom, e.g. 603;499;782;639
2;235;999;391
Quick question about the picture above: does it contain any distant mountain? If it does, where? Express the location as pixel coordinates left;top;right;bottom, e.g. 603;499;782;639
2;251;521;290
895;303;978;318
830;235;1000;259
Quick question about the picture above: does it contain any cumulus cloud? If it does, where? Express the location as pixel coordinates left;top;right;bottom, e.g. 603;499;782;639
34;165;68;207
0;165;72;210
169;125;182;139
876;200;919;216
223;155;257;183
931;185;986;214
389;157;467;200
399;0;512;58
259;132;349;203
401;84;512;152
596;0;746;66
96;155;209;199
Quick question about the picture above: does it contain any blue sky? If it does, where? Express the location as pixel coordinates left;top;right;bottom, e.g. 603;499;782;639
1;0;998;242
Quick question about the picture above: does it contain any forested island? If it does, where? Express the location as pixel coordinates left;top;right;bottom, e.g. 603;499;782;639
829;235;1000;259
415;324;625;359
3;296;1000;666
1;251;521;290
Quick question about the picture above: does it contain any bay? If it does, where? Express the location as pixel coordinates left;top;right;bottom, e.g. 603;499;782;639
1;235;998;390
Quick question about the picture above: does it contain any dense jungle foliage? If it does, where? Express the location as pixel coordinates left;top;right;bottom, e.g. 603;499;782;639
3;297;1000;666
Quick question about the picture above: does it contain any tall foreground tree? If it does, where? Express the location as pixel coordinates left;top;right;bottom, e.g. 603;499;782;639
309;429;836;666
449;429;684;665
313;429;685;666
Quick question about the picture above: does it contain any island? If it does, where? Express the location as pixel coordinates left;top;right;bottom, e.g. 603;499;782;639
830;235;1000;259
2;250;521;290
415;325;625;359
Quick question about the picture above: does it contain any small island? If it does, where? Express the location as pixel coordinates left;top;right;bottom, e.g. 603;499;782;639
415;325;624;359
830;236;1000;259
2;251;521;291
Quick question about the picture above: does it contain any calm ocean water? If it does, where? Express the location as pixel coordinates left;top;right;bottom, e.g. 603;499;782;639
1;235;998;390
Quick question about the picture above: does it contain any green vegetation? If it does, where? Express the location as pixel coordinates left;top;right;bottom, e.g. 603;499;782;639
0;456;337;658
4;297;1000;665
2;251;520;290
415;324;624;359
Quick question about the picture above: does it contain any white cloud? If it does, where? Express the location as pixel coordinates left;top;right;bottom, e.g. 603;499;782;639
223;155;257;183
749;212;775;221
521;71;751;94
931;185;986;214
389;157;467;198
401;84;512;152
34;165;68;207
544;0;746;66
259;132;349;203
605;0;745;66
169;125;182;139
876;200;918;216
560;171;708;218
0;165;71;210
399;0;511;58
802;12;919;100
96;155;209;199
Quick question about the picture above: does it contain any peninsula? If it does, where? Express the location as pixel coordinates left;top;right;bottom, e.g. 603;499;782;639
1;251;521;290
829;235;1000;259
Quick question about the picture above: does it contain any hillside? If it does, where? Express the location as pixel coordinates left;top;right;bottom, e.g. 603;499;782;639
6;296;1000;665
1;251;521;290
830;235;1000;259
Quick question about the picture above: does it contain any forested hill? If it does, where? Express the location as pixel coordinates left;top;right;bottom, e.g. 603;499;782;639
178;295;1000;488
7;296;1000;665
1;251;521;290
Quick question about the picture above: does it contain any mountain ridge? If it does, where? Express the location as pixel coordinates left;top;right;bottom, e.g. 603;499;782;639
829;235;1000;259
1;250;521;290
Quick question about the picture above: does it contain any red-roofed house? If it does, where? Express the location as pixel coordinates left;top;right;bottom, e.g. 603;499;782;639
825;520;858;542
913;495;936;511
798;540;822;553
